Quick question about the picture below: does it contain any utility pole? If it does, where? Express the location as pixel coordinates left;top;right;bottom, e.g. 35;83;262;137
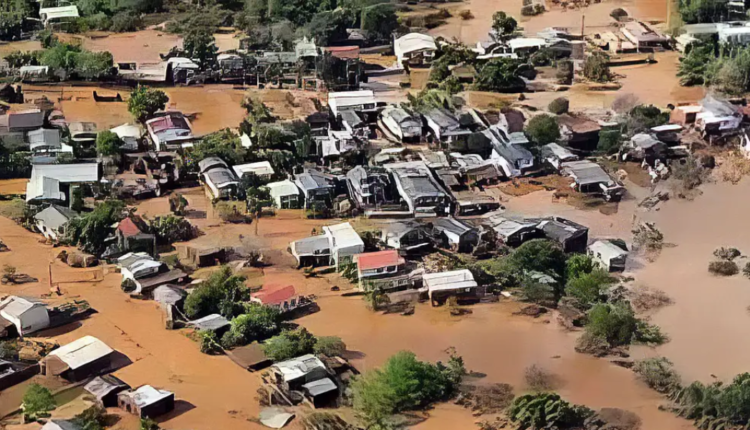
580;14;585;38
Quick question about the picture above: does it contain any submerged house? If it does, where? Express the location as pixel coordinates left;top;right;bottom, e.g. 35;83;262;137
380;221;432;252
354;250;412;292
384;161;451;217
431;217;479;252
43;336;114;381
115;216;156;257
423;269;478;305
532;217;589;253
267;179;303;209
145;112;195;150
621;21;670;51
34;205;78;241
346;166;392;209
199;157;240;200
380;106;422;142
294;169;336;209
557;114;602;152
588;240;628;272
290;222;364;268
85;375;130;408
485;216;539;247
560;160;625;201
541;143;577;171
270;354;339;408
118;385;175;418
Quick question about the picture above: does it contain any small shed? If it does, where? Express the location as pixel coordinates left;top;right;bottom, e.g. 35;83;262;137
44;336;114;381
118;385;175;418
84;375;130;408
302;377;339;408
153;285;187;309
533;217;589;253
188;314;230;336
487;216;540;247
0;296;50;337
271;354;329;392
267;180;302;209
431;218;479;252
588;240;628;272
34;205;79;241
226;342;271;371
423;269;478;305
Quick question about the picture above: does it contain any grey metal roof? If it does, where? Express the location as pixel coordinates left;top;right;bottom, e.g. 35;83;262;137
561;160;613;186
488;129;533;163
8;111;44;130
303;377;337;396
292;235;331;256
205;168;238;187
630;133;662;149
381;220;425;240
700;95;739;116
34;205;78;230
188;314;230;331
432;217;475;236
531;217;588;242
84;375;129;400
28;128;61;149
425;108;460;131
340;110;365;128
42;420;82;430
198;157;229;174
294;170;334;191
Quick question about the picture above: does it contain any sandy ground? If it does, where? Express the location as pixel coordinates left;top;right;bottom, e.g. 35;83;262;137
0;179;27;195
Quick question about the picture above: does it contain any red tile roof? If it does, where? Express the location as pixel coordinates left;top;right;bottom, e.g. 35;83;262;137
117;216;145;237
356;250;405;271
252;285;297;306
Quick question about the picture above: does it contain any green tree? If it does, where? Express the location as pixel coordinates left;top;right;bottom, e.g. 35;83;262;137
73;405;107;430
626;104;669;134
74;50;114;79
351;351;463;427
183;29;219;69
222;304;281;347
149;215;196;244
128;86;169;122
565;254;596;280
71;187;85;212
140;417;161;430
508;239;567;281
64;200;125;254
314;336;347;357
583;51;612;83
191;129;246;165
406;88;455;114
597;128;623;154
474;58;527;93
361;3;398;43
548;97;569;115
585;302;638;347
564;269;615;309
508;392;594;430
22;383;56;420
679;0;727;23
96;130;123;157
306;10;350;46
490;11;517;42
184;266;250;319
262;327;318;361
678;43;716;86
524;114;560;147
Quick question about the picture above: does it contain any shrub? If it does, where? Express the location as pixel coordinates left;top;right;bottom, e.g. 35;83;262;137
351;351;464;426
111;12;143;32
565;254;596;280
73;405;107;430
585;302;638;347
141;418;161;430
548;97;570;115
744;262;750;279
149;215;196;245
708;260;739;276
509;239;567;281
520;278;557;306
583;52;612;83
612;93;640;113
128;86;169;122
634;320;668;345
524;364;555;391
198;330;222;354
223;304;282;347
556;60;574;85
64;200;125;255
564;269;615;310
262;328;317;362
314;336;347;357
714;247;741;261
184;266;249;319
509;393;594;429
610;7;628;20
22;383;56;420
459;9;474;19
633;357;680;394
524;114;560;146
96;130;123;157
598;129;623;154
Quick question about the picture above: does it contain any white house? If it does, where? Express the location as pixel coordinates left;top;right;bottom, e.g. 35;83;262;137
588;240;628;272
327;91;377;117
323;222;365;269
26;163;100;203
267;179;302;209
232;161;275;180
394;33;437;67
39;5;79;27
422;269;478;305
0;296;50;336
34;205;79;241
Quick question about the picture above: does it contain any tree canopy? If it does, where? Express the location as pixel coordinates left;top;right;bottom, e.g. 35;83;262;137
524;114;560;146
96;130;123;157
474;58;526;93
22;383;56;420
490;11;517;42
128;86;169;123
184;266;250;319
64;200;126;255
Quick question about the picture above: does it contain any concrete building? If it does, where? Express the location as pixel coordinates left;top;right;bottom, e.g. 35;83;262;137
44;336;114;381
394;33;437;67
118;385;175;418
0;296;50;337
423;269;478;305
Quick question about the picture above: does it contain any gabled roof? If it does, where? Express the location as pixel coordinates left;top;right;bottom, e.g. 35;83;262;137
532;217;588;242
487;216;537;238
198;157;229;174
561;160;614;186
252;285;297;305
84;375;130;400
356;250;404;271
589;240;628;260
188;314;230;331
381;220;426;240
294;169;334;191
267;179;300;198
233;161;275;177
117;216;149;237
0;296;46;319
34;205;78;230
47;336;114;370
395;33;437;57
432;217;476;237
28;128;61;150
30;163;100;183
119;385;173;408
323;222;364;250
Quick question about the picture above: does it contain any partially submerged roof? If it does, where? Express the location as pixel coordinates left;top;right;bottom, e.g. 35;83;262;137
561;160;613;186
47;336;114;370
119;385;173;408
432;217;476;237
533;217;588;242
8;110;44;129
41;420;82;430
294;169;334;192
205;169;239;188
117;216;149;237
0;296;46;319
188;314;230;332
356;250;404;271
272;354;326;382
541;143;577;160
589;240;628;259
323;222;364;250
34;205;78;230
381;220;426;240
252;285;297;305
39;5;80;21
423;269;477;292
487;216;537;238
233;161;275;178
84;375;130;400
110;123;143;139
153;285;187;306
630;133;663;149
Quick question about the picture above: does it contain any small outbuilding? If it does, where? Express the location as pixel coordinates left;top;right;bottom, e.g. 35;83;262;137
34;205;79;242
267;179;302;209
187;314;230;336
84;375;130;408
44;336;114;381
431;218;480;253
423;269;478;305
588;240;629;272
118;385;175;418
0;296;50;337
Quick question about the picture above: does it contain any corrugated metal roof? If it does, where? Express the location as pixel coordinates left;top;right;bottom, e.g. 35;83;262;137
34;205;78;230
356;250;404;271
267;179;300;198
324;222;364;250
31;163;99;183
47;336;114;370
119;385;173;408
233;161;275;177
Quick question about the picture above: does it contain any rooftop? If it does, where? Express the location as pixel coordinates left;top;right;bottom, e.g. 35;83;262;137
252;285;297;306
47;336;114;370
119;385;173;408
272;354;326;382
356;250;405;271
188;314;230;332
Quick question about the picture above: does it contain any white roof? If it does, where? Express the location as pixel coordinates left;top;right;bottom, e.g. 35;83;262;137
651;124;683;132
395;33;437;57
31;163;99;183
423;269;477;292
267;179;300;197
323;222;364;250
508;37;547;50
120;385;173;407
328;91;376;115
233;161;275;177
166;57;200;69
26;176;65;202
589;240;628;259
39;5;79;21
272;354;326;382
47;336;114;370
0;296;45;319
110;123;143;139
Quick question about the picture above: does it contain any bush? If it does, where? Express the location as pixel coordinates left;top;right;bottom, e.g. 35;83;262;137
64;200;125;255
22;383;56;420
548;97;569;115
525;364;555;391
520;278;557;306
262;328;317;362
565;254;596;280
598;129;623;154
556;60;574;85
583;52;612;83
744;262;750;279
314;336;347;357
713;247;741;261
610;7;629;20
141;418;161;430
184;266;249;319
634;320;668;345
564;269;615;310
128;86;169;122
509;239;567;281
708;260;739;276
585;302;638;347
73;405;107;430
111;12;143;32
149;215;196;245
633;357;680;394
223;304;281;347
524;114;560;146
509;393;594;429
199;330;222;354
96;130;123;157
351;351;464;426
459;9;474;19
